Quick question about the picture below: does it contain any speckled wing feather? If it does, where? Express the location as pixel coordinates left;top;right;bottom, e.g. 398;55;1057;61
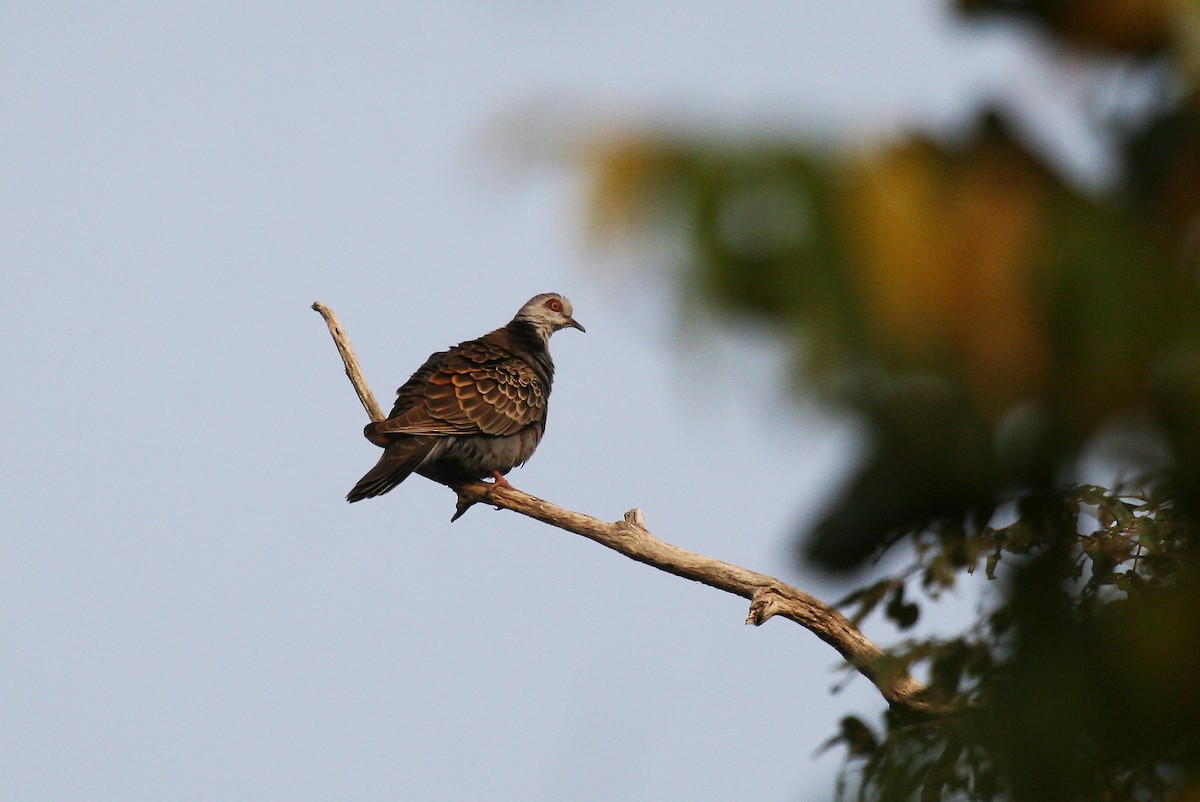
368;335;547;439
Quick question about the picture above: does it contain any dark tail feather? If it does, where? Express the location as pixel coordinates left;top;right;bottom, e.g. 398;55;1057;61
346;439;434;503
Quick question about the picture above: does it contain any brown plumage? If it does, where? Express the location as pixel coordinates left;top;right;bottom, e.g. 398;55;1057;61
347;293;584;503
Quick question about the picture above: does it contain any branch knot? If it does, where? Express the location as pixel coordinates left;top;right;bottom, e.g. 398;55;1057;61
746;587;788;626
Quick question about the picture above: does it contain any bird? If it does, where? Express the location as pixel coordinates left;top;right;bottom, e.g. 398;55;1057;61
346;292;584;504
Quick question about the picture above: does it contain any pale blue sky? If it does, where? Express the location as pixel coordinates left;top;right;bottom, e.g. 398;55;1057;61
3;3;1055;799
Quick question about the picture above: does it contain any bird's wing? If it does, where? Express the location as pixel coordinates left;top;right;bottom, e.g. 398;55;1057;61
370;341;546;439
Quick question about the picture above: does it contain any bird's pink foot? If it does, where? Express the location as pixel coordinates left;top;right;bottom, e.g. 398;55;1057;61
488;471;513;490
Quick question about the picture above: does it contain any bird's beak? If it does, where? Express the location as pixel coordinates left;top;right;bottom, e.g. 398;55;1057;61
565;316;586;333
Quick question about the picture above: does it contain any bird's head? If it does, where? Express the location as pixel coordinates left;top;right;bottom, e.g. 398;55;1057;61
514;293;586;340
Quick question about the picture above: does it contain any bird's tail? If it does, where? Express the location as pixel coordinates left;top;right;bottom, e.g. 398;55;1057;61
346;438;434;503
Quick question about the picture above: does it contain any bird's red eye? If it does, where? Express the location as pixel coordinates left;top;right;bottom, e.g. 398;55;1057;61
546;298;563;312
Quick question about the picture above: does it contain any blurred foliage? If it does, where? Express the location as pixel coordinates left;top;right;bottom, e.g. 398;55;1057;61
825;481;1200;801
583;2;1200;799
956;0;1181;54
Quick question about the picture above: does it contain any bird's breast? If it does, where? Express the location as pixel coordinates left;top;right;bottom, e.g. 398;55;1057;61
417;424;545;482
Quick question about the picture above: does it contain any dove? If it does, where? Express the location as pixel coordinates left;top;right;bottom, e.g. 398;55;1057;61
347;293;584;503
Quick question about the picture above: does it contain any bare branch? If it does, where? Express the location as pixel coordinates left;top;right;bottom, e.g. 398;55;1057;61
312;301;386;423
313;302;945;717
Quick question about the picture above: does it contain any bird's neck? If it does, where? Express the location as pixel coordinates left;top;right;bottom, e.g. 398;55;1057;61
505;319;556;385
507;318;553;348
